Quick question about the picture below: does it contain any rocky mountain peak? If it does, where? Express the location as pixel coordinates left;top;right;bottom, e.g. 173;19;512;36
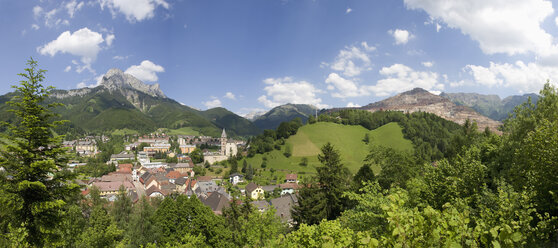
100;68;166;98
361;88;501;133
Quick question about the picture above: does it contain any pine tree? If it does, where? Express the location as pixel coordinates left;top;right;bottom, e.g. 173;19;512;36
0;58;80;246
292;143;351;226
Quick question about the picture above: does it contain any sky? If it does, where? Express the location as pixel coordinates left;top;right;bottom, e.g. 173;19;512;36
2;0;558;116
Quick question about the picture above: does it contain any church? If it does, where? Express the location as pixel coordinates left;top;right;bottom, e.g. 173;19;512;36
204;129;238;165
220;129;238;157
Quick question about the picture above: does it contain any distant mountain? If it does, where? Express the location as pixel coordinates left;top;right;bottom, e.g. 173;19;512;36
253;104;318;130
0;69;259;137
440;92;539;121
200;107;261;136
360;88;502;133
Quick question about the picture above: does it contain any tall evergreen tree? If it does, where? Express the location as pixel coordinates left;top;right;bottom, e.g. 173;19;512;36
292;143;351;226
0;58;80;246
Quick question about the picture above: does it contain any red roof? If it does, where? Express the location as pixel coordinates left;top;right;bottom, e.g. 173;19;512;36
280;183;299;189
197;176;212;182
166;170;184;179
285;174;297;180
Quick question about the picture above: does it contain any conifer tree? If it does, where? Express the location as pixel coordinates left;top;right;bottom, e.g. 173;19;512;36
0;58;80;246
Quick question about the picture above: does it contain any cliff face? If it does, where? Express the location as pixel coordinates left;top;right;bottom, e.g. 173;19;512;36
361;88;502;133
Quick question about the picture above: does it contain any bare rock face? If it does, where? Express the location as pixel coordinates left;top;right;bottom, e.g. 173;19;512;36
100;68;166;98
361;88;502;133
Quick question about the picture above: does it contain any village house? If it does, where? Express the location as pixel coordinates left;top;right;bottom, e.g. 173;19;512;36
271;193;299;225
168;161;194;174
279;183;299;195
143;142;171;153
229;173;244;185
245;182;265;200
285;174;298;183
92;181;135;196
110;152;135;163
75;139;98;155
201;191;230;215
179;144;196;154
251;200;270;213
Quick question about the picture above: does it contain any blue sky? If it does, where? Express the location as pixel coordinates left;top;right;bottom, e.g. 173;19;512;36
2;0;558;116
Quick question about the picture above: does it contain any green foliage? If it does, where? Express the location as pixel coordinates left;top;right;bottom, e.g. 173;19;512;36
342;182;551;247
292;143;351;226
75;157;116;177
125;197;157;247
190;148;204;164
367;145;418;189
78;206;123;248
282;219;375;248
283;143;292;157
0;58;80;246
153;195;232;247
112;186;133;229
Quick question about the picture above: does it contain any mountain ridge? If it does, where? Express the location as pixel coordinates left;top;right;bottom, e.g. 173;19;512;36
359;88;502;133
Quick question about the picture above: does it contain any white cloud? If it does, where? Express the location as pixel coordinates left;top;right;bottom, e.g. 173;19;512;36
99;0;170;23
328;42;375;77
258;77;327;108
465;61;558;93
64;65;72;72
105;34;115;46
371;64;444;96
389;29;413;45
346;8;352;14
404;0;556;56
224;92;236;100
556;17;558;26
31;24;40;30
44;9;59;27
203;98;222;109
422;61;433;67
38;28;107;73
66;0;84;18
113;55;128;60
76;75;104;88
346;102;361;108
33;6;43;18
325;73;370;98
125;60;164;82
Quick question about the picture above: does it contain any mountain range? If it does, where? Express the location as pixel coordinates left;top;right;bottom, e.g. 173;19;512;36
0;69;260;137
0;68;540;136
440;92;538;121
359;88;502;133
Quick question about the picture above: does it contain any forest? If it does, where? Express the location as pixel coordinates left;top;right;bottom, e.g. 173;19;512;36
2;59;558;247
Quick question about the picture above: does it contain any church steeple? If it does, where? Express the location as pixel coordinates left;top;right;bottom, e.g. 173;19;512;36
220;128;227;156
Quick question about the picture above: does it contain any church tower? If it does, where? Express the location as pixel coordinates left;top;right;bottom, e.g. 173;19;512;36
220;128;227;155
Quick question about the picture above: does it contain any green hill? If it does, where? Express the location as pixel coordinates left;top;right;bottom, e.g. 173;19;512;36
241;122;413;183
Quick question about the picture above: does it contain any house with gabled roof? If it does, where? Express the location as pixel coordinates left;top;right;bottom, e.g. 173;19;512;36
245;182;265;200
201;191;230;215
285;174;298;183
229;173;244;185
271;193;298;225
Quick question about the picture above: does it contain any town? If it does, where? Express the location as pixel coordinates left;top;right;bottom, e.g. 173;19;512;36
68;129;300;224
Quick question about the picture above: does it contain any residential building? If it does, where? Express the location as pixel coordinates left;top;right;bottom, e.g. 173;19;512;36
279;183;299;195
270;194;298;225
285;174;298;183
246;182;265;200
229;173;244;185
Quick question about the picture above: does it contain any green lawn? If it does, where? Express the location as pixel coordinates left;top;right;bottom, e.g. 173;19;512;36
241;122;414;182
111;128;139;136
166;127;202;136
